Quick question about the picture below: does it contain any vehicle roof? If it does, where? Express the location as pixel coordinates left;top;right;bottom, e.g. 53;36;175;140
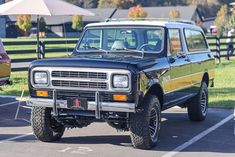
85;20;203;31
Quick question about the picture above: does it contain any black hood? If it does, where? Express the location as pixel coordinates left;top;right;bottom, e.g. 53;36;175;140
30;55;158;73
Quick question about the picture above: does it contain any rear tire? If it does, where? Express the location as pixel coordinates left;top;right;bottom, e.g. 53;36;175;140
31;107;65;142
130;95;161;149
187;82;208;121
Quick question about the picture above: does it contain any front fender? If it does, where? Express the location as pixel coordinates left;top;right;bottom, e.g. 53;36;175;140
139;72;162;96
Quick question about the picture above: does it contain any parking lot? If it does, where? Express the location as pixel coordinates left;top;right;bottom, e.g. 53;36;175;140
0;96;234;157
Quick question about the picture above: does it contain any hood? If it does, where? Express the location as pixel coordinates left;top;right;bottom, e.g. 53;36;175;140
30;55;158;72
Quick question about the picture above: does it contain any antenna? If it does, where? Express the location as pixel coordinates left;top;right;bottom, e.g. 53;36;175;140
106;8;118;22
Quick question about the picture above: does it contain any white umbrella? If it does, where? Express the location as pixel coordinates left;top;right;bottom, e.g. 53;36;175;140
0;0;95;58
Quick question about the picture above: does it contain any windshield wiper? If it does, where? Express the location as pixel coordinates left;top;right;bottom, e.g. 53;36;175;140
75;46;109;55
111;48;144;58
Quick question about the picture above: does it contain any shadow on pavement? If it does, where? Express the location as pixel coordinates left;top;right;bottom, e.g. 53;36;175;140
58;135;132;146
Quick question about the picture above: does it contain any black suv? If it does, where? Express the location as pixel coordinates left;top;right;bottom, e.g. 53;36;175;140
28;19;215;149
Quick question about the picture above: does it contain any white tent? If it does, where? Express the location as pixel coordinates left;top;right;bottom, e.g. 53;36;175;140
0;0;95;58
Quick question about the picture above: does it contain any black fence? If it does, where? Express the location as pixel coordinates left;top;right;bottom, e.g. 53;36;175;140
3;36;235;71
4;40;77;62
3;39;77;71
207;36;235;63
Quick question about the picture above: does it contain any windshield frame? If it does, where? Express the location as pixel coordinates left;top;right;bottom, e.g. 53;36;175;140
74;25;166;56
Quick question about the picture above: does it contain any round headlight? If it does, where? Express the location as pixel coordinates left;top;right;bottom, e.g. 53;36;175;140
113;74;129;88
34;72;48;84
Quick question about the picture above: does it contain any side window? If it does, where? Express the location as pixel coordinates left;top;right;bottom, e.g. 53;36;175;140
184;29;208;52
168;29;183;56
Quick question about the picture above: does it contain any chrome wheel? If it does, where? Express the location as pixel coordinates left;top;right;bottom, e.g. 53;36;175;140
149;107;158;142
201;90;207;116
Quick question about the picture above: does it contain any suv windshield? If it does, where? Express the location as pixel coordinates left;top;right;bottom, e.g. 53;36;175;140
75;27;164;56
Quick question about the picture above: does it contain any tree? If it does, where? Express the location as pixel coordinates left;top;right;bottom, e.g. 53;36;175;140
214;5;229;34
72;15;84;31
128;5;148;19
98;0;114;8
98;0;133;9
17;15;31;36
110;0;134;9
225;14;235;30
65;0;98;8
169;9;181;18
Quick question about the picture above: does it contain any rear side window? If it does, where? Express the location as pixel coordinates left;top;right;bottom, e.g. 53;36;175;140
184;29;208;52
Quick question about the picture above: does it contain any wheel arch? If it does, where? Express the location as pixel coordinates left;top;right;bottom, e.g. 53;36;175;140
202;72;209;87
145;83;164;109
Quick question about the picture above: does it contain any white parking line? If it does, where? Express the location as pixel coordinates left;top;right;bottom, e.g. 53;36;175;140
16;118;31;124
0;132;33;144
0;101;17;107
0;95;17;99
162;114;234;157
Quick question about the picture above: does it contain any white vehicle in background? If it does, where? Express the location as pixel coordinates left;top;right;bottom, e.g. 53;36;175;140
207;25;218;35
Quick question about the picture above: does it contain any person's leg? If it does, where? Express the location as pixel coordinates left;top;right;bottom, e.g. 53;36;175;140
227;44;231;60
230;45;234;57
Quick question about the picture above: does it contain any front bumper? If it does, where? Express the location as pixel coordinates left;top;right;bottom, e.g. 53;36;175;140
27;98;136;113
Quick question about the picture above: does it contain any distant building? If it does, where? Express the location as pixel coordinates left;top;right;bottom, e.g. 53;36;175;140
6;6;214;38
0;0;6;38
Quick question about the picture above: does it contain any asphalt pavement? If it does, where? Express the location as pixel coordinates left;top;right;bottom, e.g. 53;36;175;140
0;96;234;157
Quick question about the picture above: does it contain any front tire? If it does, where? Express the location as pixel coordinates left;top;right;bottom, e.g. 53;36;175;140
130;95;161;149
187;82;208;121
31;107;65;142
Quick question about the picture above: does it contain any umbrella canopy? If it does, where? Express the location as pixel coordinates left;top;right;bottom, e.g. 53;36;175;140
0;0;95;16
0;0;95;59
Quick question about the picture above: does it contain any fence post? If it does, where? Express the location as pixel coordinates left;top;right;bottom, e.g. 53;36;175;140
39;41;45;59
216;36;221;63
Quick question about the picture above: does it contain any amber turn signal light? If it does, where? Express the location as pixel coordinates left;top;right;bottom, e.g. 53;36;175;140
113;95;127;101
36;90;48;97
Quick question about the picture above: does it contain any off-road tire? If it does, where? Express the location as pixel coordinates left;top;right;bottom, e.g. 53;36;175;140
187;82;208;121
130;95;161;149
32;107;65;142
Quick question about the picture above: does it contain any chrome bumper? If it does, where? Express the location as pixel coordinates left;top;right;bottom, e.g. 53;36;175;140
27;98;136;113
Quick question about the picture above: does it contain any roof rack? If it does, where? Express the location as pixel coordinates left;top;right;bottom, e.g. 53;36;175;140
105;18;195;25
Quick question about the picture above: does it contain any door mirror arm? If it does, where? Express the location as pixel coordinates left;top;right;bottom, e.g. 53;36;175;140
176;51;186;58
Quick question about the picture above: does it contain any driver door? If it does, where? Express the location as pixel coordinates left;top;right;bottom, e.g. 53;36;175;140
167;28;192;104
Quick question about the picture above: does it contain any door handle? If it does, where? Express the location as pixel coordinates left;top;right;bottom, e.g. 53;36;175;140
185;58;191;62
176;51;186;58
168;57;176;64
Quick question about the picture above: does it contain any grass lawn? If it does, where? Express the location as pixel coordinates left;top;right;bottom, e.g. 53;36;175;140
0;71;28;96
0;58;234;109
208;58;235;108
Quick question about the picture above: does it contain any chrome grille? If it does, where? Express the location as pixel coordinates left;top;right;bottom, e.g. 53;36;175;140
52;80;108;90
52;71;107;80
50;91;112;102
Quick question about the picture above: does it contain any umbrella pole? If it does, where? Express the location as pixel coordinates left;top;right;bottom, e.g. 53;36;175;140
36;15;40;59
